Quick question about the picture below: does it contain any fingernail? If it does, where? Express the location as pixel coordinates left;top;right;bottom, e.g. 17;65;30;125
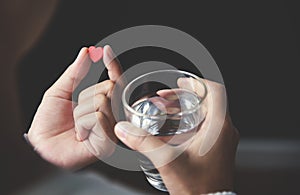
115;122;129;141
177;77;188;86
166;107;181;114
165;94;179;101
103;45;116;66
75;132;83;142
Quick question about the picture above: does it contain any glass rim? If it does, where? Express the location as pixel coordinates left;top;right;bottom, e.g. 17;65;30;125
122;69;207;119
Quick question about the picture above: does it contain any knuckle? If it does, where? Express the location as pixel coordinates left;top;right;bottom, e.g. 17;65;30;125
222;114;233;130
223;115;240;142
96;111;105;121
95;93;106;101
233;126;240;142
78;85;97;103
95;80;113;92
43;88;53;98
102;80;114;96
78;92;84;103
104;80;114;89
94;94;107;108
78;94;85;104
78;87;91;103
206;79;226;94
76;117;84;128
214;83;226;95
73;105;79;119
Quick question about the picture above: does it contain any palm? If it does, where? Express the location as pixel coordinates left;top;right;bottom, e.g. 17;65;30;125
30;96;97;169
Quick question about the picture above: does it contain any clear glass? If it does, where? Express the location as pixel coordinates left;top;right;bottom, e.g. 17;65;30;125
122;70;207;192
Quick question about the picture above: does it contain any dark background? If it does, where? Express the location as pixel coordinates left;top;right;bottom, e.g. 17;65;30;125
17;1;300;194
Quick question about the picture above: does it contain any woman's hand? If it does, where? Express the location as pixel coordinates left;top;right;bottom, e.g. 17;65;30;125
114;79;239;194
28;46;122;170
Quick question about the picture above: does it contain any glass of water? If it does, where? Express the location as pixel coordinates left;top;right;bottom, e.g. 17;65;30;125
122;70;207;192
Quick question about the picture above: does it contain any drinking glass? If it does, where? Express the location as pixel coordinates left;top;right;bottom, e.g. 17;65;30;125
122;70;207;192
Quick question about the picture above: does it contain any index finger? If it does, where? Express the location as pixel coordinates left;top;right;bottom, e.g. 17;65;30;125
181;78;228;156
46;47;92;100
103;45;123;82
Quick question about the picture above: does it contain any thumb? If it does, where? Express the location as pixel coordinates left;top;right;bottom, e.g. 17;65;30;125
45;47;91;100
114;121;178;168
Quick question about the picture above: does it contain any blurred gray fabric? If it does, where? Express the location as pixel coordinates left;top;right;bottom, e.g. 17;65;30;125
21;172;144;195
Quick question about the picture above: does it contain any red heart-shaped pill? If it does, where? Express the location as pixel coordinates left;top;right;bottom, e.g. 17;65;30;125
88;46;103;63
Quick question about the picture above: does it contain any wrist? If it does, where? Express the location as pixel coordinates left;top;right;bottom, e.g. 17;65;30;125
203;192;236;195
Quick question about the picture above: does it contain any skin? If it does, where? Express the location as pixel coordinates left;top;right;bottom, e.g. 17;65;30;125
28;44;239;194
28;45;121;170
114;79;240;194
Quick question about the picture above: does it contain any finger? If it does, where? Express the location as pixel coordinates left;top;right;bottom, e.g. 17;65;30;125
74;93;115;126
83;117;116;158
198;82;227;156
103;45;122;82
182;79;228;156
148;96;180;114
148;97;168;112
153;89;183;114
78;112;116;158
75;112;97;141
114;121;179;168
178;78;226;117
157;89;180;100
177;77;207;98
83;129;115;158
75;112;113;142
78;80;114;103
45;47;91;100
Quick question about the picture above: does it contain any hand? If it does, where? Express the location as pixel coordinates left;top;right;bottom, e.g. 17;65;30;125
28;45;122;170
114;79;239;194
